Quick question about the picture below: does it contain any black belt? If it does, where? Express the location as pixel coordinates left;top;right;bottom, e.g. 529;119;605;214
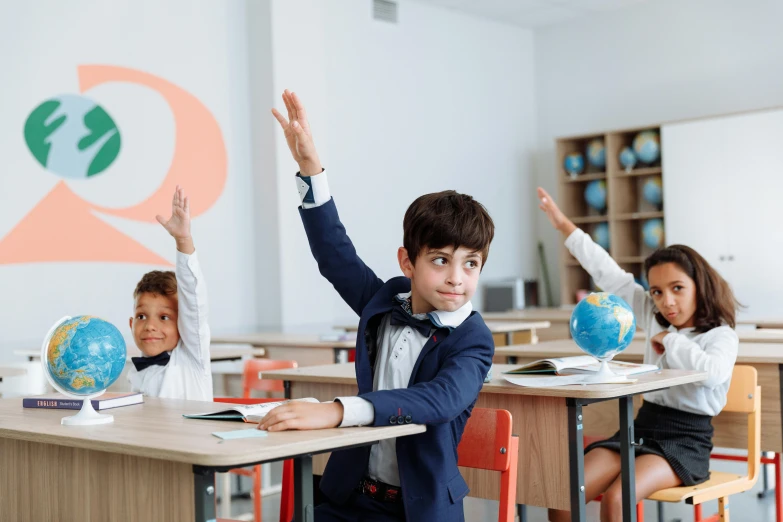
357;476;403;503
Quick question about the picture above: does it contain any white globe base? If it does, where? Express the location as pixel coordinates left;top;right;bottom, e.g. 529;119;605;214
61;397;114;426
580;359;629;384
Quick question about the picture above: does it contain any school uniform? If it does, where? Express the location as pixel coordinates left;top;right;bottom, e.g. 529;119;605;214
295;172;494;521
127;250;213;401
565;228;738;485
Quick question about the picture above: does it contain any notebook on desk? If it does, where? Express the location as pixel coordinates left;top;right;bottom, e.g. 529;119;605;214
183;397;319;423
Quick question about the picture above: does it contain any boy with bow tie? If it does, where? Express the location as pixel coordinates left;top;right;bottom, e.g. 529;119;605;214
126;186;212;401
259;90;496;522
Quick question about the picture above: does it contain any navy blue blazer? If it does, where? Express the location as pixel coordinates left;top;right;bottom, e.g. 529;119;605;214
300;198;494;522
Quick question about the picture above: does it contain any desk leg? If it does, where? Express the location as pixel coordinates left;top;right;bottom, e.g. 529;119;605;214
285;380;292;400
295;455;315;522
619;396;637;522
506;332;513;346
517;503;528;522
193;466;217;522
506;356;518;365
567;399;586;522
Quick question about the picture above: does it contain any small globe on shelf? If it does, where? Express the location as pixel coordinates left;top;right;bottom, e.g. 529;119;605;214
642;176;663;207
42;315;127;425
564;153;585;177
619;146;637;172
633;130;660;165
642;218;665;249
570;292;636;383
584;180;607;212
586;138;606;170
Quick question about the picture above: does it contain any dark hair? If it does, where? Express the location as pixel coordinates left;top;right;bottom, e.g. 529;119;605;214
134;270;178;299
644;245;739;332
403;190;495;268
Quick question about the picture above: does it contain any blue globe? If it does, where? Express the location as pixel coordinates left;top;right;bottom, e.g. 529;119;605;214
564;153;585;176
591;222;610;250
633;130;660;164
642;218;665;249
570;293;636;360
43;316;126;396
619;146;637;170
584;180;606;211
642;176;663;206
586;139;606;169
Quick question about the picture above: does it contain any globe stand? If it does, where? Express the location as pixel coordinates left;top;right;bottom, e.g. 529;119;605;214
580;358;629;384
61;396;114;426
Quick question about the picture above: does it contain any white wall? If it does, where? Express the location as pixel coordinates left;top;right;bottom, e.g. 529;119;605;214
533;0;783;304
0;0;271;361
269;0;538;329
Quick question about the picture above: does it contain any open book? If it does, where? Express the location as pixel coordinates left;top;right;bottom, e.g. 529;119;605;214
504;356;658;376
183;398;320;423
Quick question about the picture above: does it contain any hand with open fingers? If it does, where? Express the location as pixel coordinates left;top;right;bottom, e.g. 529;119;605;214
271;89;323;176
257;400;344;432
156;185;195;254
537;187;576;236
651;331;669;354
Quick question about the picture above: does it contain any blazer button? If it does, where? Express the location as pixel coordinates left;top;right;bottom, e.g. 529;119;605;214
397;416;404;424
404;415;412;424
389;415;397;425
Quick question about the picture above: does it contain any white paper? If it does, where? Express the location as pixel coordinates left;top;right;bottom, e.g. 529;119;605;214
503;375;586;387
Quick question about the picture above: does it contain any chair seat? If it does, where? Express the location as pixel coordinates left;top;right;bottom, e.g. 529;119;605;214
649;471;750;504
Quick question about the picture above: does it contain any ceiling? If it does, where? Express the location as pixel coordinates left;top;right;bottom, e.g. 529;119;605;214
411;0;649;28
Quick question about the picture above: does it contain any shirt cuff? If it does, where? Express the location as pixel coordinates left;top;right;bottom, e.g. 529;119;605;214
295;171;331;209
335;396;375;427
563;227;585;250
176;249;199;273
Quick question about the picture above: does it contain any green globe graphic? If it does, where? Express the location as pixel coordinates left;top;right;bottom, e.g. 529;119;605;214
24;94;121;178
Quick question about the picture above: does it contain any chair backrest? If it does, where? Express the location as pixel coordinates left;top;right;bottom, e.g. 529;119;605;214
457;408;518;522
241;359;298;397
718;365;761;483
458;407;513;472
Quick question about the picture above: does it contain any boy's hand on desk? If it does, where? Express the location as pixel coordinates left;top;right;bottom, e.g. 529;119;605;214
156;185;195;254
257;401;344;432
271;89;323;176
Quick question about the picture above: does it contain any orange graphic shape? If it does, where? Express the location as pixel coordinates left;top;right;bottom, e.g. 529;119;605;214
0;65;227;265
0;182;169;265
79;65;227;221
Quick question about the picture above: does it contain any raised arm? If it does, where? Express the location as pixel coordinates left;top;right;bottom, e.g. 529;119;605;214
272;90;383;315
156;186;210;371
537;187;655;323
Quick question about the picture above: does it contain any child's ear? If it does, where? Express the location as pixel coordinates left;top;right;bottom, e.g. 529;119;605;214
128;317;133;331
397;247;414;279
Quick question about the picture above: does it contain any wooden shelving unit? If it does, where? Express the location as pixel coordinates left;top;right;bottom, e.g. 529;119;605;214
556;127;665;305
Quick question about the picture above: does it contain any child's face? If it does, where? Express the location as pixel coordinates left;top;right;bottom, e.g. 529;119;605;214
398;245;483;314
129;292;180;357
648;262;697;329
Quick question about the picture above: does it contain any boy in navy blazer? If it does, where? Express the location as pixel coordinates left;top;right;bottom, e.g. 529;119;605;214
259;90;496;522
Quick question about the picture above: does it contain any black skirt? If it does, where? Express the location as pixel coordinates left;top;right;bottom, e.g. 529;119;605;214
585;401;714;486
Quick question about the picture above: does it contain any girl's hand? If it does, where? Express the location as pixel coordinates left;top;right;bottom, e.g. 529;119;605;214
651;331;669;354
537;187;577;237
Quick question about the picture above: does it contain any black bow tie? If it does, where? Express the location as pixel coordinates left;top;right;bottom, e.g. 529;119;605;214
390;306;435;337
131;351;171;372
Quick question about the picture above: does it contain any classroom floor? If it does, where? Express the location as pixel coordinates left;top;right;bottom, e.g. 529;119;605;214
224;454;778;521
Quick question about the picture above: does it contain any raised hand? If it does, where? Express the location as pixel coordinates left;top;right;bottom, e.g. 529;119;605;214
156;185;195;254
537;187;576;236
271;89;323;176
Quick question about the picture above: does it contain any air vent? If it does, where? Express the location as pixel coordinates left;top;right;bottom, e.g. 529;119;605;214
373;0;398;23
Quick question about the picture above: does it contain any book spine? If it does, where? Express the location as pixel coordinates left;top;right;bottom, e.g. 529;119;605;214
22;398;85;410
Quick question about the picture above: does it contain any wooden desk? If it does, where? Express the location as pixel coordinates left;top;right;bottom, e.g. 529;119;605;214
14;345;265;363
483;309;573;341
0;366;26;382
497;340;783;455
336;320;551;346
211;333;357;364
263;363;705;522
0;396;424;522
632;328;783;343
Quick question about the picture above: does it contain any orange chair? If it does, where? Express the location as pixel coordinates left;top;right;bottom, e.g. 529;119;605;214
457;407;519;522
215;358;298;522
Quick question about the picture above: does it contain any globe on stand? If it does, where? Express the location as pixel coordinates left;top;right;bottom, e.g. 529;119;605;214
41;315;127;425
